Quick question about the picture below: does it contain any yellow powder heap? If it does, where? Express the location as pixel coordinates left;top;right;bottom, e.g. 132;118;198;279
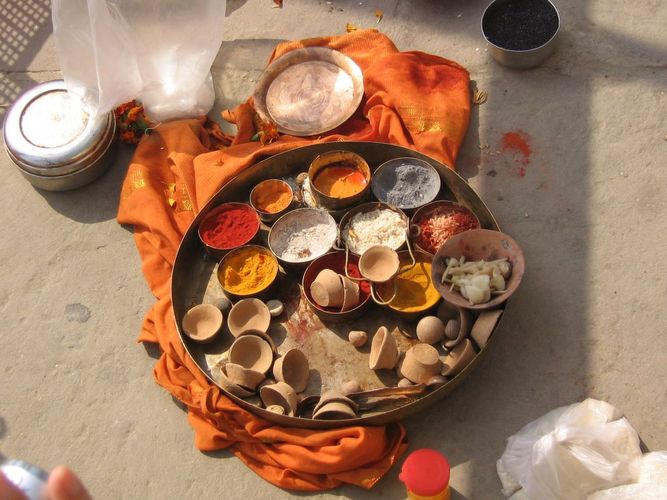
380;257;440;312
221;247;278;295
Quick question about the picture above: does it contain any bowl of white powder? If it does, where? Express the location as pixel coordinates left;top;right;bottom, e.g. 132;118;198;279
339;202;409;256
268;208;338;267
371;157;441;212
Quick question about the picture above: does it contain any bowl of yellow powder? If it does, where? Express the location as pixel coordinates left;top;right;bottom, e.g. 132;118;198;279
217;245;279;300
376;250;441;319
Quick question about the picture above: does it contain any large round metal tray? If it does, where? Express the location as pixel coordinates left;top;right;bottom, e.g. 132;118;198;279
172;142;502;429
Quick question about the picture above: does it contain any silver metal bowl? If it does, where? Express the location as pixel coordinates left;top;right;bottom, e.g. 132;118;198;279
3;80;118;191
481;0;561;69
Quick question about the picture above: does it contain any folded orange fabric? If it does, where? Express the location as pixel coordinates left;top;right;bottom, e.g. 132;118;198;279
117;29;470;491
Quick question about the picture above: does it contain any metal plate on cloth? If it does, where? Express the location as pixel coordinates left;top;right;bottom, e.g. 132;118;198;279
252;47;364;136
172;142;503;429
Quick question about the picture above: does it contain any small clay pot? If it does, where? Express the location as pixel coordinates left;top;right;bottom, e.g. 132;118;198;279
212;363;256;398
181;304;223;343
227;298;271;337
400;344;442;384
313;401;357;420
416;316;446;345
358;245;400;283
272;348;310;393
260;381;298;416
313;391;359;414
470;309;503;349
340;275;360;311
237;329;277;353
225;363;266;390
310;269;345;308
369;326;400;370
229;335;274;374
443;307;472;349
441;339;477;377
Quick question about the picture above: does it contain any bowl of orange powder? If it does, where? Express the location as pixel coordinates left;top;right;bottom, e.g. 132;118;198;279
307;150;371;210
249;179;294;224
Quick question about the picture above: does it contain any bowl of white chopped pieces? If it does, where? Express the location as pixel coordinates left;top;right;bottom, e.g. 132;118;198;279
431;229;525;310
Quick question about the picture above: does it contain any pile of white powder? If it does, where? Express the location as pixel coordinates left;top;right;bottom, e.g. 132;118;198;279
342;208;407;254
271;211;337;262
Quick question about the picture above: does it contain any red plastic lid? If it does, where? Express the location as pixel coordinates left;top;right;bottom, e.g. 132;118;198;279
399;449;450;497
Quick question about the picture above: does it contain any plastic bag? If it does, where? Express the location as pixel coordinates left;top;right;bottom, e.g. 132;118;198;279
497;399;643;500
51;0;226;122
587;452;667;499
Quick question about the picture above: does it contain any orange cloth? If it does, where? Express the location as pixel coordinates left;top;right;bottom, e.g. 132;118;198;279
117;30;470;491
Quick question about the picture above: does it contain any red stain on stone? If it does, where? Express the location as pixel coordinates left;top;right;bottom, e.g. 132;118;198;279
501;130;532;165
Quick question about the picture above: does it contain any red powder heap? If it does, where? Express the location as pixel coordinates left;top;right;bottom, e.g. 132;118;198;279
415;207;479;254
199;204;259;249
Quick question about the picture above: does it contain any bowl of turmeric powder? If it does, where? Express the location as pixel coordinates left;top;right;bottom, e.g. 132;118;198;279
217;245;280;300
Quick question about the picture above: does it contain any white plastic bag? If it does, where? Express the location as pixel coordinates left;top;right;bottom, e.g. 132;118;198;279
587;452;667;499
497;399;643;500
51;0;226;122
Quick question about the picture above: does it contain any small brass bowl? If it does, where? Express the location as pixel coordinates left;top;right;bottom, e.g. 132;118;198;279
307;150;371;210
198;202;261;260
338;202;409;257
217;245;279;301
371;157;441;213
302;251;371;323
376;250;441;320
409;200;480;256
249;179;294;224
268;208;337;270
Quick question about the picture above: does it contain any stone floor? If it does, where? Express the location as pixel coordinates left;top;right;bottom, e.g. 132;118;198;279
1;0;665;498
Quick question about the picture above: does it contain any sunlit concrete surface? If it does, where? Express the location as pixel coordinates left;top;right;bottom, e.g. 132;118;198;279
1;0;665;498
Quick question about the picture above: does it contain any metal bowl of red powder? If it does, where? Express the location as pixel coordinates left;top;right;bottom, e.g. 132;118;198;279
409;201;480;256
302;251;372;322
198;202;261;259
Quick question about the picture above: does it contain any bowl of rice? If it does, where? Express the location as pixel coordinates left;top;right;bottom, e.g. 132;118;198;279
338;202;409;256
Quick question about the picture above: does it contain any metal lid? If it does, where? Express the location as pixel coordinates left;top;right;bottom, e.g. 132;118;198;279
3;80;114;177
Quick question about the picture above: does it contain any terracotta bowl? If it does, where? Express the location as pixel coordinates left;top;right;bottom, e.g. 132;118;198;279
272;348;310;393
225;362;266;390
409;200;480;256
260;381;298;416
400;344;442;384
310;269;345;308
441;338;477;377
228;334;274;374
302;251;371;322
181;304;223;343
369;326;399;370
227;298;271;337
431;229;525;310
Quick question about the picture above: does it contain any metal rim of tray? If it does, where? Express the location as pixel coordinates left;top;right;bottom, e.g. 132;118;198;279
171;142;503;429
